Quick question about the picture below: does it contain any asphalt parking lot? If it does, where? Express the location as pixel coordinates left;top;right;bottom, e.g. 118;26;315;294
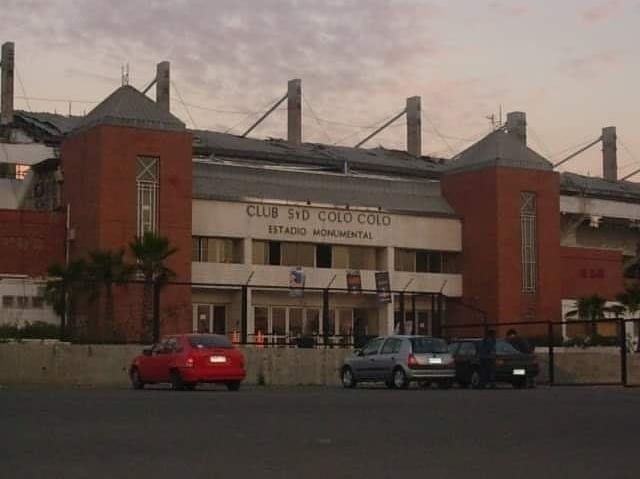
1;385;639;479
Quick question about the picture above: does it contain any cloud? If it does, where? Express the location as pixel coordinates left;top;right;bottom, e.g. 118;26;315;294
487;1;530;17
580;0;627;24
560;50;623;78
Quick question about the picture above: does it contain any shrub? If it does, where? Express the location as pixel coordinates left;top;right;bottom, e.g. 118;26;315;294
0;321;60;340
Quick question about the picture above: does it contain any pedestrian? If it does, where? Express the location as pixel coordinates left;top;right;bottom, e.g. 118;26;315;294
478;329;497;388
506;328;533;354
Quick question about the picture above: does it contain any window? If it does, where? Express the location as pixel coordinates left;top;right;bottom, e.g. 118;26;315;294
348;246;376;270
254;307;268;334
458;342;477;356
332;245;378;270
395;249;415;272
396;249;460;274
192;236;242;263
188;334;232;349
269;241;281;265
281;242;314;267
2;296;14;308
17;296;28;309
316;244;332;268
381;338;403;355
361;337;384;356
496;340;520;355
289;308;303;336
410;337;448;354
521;192;537;293
31;297;45;309
252;241;269;265
136;156;159;236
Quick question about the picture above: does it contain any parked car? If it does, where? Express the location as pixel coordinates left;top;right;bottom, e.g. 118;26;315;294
129;334;246;391
448;338;539;389
340;335;456;389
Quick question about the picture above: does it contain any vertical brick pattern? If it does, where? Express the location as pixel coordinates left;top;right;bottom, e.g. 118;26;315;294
442;166;562;337
61;125;192;341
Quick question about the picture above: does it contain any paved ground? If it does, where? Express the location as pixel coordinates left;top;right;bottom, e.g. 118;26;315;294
1;384;639;479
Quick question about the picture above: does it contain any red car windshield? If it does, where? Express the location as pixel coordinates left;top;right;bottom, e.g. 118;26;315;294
188;335;233;349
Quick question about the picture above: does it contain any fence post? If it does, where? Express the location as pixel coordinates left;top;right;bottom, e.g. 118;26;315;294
241;285;248;345
412;294;417;335
619;318;628;387
399;292;405;334
322;289;330;348
548;321;555;386
152;281;160;343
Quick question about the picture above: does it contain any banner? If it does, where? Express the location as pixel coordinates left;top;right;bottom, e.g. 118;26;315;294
375;271;391;303
346;270;362;295
289;267;305;298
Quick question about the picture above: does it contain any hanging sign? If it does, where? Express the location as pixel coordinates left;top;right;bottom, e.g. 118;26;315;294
346;270;362;295
375;271;391;303
289;267;305;298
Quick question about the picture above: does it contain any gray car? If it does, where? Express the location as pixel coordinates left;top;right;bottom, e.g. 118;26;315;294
340;335;456;389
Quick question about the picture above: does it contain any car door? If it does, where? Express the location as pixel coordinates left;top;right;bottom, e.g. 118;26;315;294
377;337;403;380
454;341;477;382
145;338;173;383
351;337;385;381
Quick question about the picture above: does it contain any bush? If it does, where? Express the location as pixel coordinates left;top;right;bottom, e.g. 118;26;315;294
0;321;60;340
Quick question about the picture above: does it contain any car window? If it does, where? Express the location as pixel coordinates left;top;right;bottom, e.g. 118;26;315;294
496;340;520;355
448;342;459;354
410;337;448;354
380;338;402;355
458;342;477;356
188;335;233;349
166;337;181;353
361;337;384;356
153;339;171;355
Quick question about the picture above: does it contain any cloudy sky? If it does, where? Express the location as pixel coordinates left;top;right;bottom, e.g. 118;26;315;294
2;0;639;176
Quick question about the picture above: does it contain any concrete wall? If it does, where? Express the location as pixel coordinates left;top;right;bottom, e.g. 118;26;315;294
2;342;640;387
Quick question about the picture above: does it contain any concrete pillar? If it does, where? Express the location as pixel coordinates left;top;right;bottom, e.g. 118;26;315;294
383;246;395;335
506;111;526;145
287;79;302;144
156;61;170;113
406;96;422;157
602;126;617;181
243;238;252;265
1;42;15;125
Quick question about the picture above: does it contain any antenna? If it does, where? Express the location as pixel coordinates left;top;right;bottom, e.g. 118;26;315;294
485;113;497;130
121;63;130;86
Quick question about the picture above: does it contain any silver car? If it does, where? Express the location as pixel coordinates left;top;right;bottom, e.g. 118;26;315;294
340;336;456;389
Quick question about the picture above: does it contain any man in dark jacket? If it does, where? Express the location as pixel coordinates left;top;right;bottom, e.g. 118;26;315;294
478;329;497;388
506;328;533;354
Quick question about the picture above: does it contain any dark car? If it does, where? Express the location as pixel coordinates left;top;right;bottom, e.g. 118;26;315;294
448;339;539;389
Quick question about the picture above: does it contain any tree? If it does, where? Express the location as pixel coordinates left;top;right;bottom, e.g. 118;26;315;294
565;294;608;337
129;232;177;343
85;249;132;340
44;259;86;341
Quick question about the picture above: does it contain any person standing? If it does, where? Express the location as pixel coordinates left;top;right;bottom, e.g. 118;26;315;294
506;328;533;354
478;329;497;388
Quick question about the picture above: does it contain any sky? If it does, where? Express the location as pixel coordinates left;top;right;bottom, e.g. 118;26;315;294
2;0;639;177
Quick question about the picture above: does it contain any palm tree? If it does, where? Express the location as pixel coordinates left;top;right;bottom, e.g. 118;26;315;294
44;259;86;340
565;294;608;337
129;232;177;343
85;249;132;340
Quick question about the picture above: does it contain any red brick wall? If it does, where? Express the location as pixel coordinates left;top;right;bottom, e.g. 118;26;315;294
560;246;623;300
61;125;193;341
442;166;562;337
0;209;65;276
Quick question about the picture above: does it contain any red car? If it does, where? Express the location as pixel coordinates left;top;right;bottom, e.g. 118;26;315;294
129;334;246;391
